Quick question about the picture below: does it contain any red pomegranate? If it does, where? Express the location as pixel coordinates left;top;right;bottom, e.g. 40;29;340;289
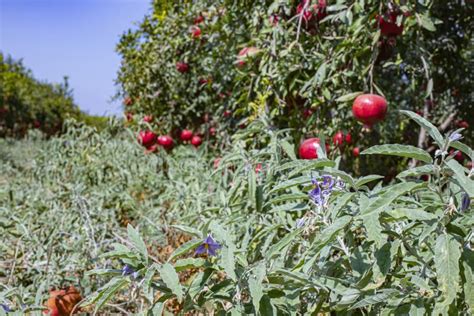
157;135;174;149
180;129;193;141
353;147;360;157
255;163;263;173
345;132;352;144
194;15;204;24
125;112;133;122
269;14;279;26
299;138;328;159
333;131;344;147
236;47;260;68
138;131;157;148
296;0;327;22
143;115;153;123
377;13;403;37
33;120;41;128
450;149;464;163
223;110;232;118
209;127;217;136
303;108;314;119
190;26;201;39
352;94;388;126
176;61;189;73
191;135;203;147
44;286;82;316
456;120;469;129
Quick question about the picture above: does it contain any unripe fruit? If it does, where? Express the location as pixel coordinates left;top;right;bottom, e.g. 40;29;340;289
352;94;388;126
353;147;360;157
180;129;193;141
299;138;328;160
190;26;201;39
333;131;344;147
138;131;157;148
191;135;202;147
157;135;174;149
176;61;189;73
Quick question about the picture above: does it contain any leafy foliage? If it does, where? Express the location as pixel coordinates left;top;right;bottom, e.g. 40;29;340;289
1;112;472;314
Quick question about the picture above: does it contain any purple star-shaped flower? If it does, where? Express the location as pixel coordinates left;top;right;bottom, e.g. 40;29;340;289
1;303;11;313
122;264;138;279
195;235;222;256
449;132;463;142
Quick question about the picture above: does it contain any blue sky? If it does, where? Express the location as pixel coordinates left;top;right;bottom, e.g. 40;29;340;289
0;0;150;116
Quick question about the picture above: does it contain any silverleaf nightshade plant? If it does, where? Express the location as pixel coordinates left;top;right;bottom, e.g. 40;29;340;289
195;234;221;257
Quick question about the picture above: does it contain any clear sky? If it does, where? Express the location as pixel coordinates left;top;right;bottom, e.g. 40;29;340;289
0;0;150;116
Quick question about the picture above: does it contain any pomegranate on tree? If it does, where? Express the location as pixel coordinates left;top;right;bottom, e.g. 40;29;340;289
191;135;203;147
296;0;327;23
352;147;360;157
236;47;260;68
143;115;153;123
138;131;157;148
194;15;204;24
180;129;193;141
209;127;217;136
157;135;174;149
299;138;329;160
176;61;189;73
377;12;403;37
124;97;133;106
190;26;201;39
223;110;232;118
333;131;345;147
352;94;388;126
345;132;352;144
125;112;133;122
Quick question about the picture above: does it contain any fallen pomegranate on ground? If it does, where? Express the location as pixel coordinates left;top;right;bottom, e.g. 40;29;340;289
299;138;328;159
138;131;157;148
176;61;189;73
352;94;388;126
44;286;82;316
180;129;193;141
191;135;203;147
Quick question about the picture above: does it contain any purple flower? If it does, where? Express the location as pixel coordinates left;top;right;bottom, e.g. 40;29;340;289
195;235;222;256
449;132;463;142
296;218;306;228
308;175;344;208
1;303;10;313
461;193;470;212
122;265;138;279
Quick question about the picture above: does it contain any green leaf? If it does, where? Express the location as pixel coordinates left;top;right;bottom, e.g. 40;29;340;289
386;208;437;221
174;258;206;272
266;228;302;259
268;176;311;194
336;91;363;102
222;244;237;281
158;263;183;301
417;13;436;31
446;159;474;197
248;262;266;314
462;250;474;314
171;225;202;238
355;175;384;188
361;144;432;163
127;224;148;263
397;165;434;178
280;140;296;160
434;234;461;312
315;62;327;85
350;289;398;310
168;239;202;261
400;110;444;147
